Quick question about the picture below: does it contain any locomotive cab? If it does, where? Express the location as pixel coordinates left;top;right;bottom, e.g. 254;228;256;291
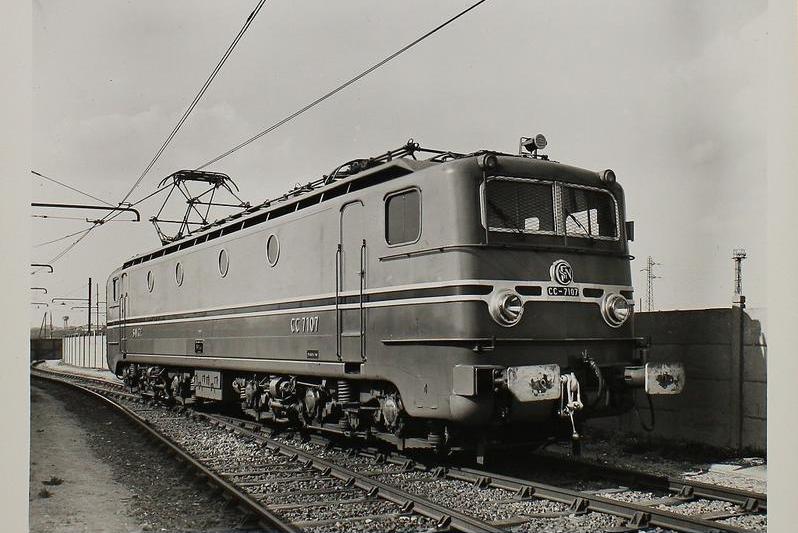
441;151;684;437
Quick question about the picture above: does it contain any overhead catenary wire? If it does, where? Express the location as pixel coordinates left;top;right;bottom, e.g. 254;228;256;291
31;170;114;206
34;226;95;248
196;0;489;171
34;0;487;269
33;0;270;270
111;0;269;214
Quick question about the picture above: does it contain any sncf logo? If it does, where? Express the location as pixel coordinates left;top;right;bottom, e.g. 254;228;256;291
550;260;574;286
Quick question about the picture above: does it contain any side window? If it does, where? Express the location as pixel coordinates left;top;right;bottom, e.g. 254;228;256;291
112;278;118;302
385;189;421;245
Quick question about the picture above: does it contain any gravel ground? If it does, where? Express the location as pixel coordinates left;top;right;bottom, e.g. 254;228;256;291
718;513;768;531
656;498;742;516
39;368;767;533
119;402;442;532
686;469;766;494
600;489;662;503
544;429;767;494
301;514;437;533
510;511;625;532
34;378;264;532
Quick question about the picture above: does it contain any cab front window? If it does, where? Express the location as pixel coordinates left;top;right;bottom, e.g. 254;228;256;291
561;185;618;239
482;177;619;241
484;178;555;235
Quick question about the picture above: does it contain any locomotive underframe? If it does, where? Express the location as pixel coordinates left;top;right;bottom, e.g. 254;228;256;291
117;348;649;452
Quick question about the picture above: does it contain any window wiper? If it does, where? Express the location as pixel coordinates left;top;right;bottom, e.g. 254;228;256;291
566;212;594;241
487;199;523;234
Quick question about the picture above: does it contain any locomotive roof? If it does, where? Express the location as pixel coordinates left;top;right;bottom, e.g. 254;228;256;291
120;146;612;271
121;156;435;269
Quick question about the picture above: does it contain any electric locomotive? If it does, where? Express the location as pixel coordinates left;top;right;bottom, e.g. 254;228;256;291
106;136;684;455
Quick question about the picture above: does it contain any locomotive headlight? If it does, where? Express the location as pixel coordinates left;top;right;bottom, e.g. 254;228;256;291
601;293;631;328
489;289;524;327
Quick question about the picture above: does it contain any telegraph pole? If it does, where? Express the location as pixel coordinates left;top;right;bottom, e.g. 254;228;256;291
640;256;661;312
88;277;92;334
733;248;747;307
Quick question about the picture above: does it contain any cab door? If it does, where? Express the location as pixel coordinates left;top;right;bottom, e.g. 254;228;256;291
108;276;121;351
338;201;366;363
119;272;129;356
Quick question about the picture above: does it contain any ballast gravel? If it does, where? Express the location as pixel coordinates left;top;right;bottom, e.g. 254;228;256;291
718;512;767;531
43;370;767;533
510;510;625;532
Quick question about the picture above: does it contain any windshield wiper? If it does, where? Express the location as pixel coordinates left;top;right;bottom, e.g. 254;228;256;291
565;212;594;241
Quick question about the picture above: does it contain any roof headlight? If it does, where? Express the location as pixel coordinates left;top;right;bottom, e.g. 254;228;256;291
601;293;631;328
520;134;547;154
489;289;524;327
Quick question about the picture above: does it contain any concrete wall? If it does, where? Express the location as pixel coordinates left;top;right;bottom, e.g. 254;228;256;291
30;338;62;361
62;333;108;370
591;306;766;453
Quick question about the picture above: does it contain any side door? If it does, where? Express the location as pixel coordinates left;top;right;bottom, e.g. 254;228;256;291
119;272;129;355
337;201;366;363
108;276;121;350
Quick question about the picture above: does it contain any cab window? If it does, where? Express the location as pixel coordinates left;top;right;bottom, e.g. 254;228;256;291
385;189;421;245
561;186;618;238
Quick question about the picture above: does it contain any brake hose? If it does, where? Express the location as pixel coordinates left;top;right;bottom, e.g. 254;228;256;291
634;393;656;432
586;357;605;409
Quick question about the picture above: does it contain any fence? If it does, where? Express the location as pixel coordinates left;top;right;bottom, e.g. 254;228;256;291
30;338;62;361
590;305;766;453
61;333;108;370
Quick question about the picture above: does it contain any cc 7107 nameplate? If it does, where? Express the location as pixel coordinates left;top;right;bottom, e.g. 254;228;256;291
547;286;579;297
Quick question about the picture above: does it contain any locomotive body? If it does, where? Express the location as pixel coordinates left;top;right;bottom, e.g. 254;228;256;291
106;144;684;448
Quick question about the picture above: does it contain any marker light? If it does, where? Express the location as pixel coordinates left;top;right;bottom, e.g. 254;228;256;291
600;169;616;184
533;133;547;150
601;293;631;328
489;289;524;327
479;153;498;170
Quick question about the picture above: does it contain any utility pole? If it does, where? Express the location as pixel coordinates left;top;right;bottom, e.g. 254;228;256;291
49;311;53;339
88;277;92;334
733;248;747;307
96;281;100;333
640;256;661;312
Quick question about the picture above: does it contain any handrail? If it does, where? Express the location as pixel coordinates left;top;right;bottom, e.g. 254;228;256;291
334;244;342;361
359;239;366;361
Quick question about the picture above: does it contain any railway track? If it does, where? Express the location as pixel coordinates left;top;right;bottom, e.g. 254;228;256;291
31;363;767;533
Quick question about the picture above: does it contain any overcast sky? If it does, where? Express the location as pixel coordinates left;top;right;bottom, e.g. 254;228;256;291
30;0;767;328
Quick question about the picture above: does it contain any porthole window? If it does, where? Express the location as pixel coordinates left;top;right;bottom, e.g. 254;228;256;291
175;262;184;286
218;249;229;277
266;234;280;267
146;271;155;292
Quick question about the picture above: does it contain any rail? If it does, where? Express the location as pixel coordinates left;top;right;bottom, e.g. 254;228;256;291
30;367;298;533
32;363;766;533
